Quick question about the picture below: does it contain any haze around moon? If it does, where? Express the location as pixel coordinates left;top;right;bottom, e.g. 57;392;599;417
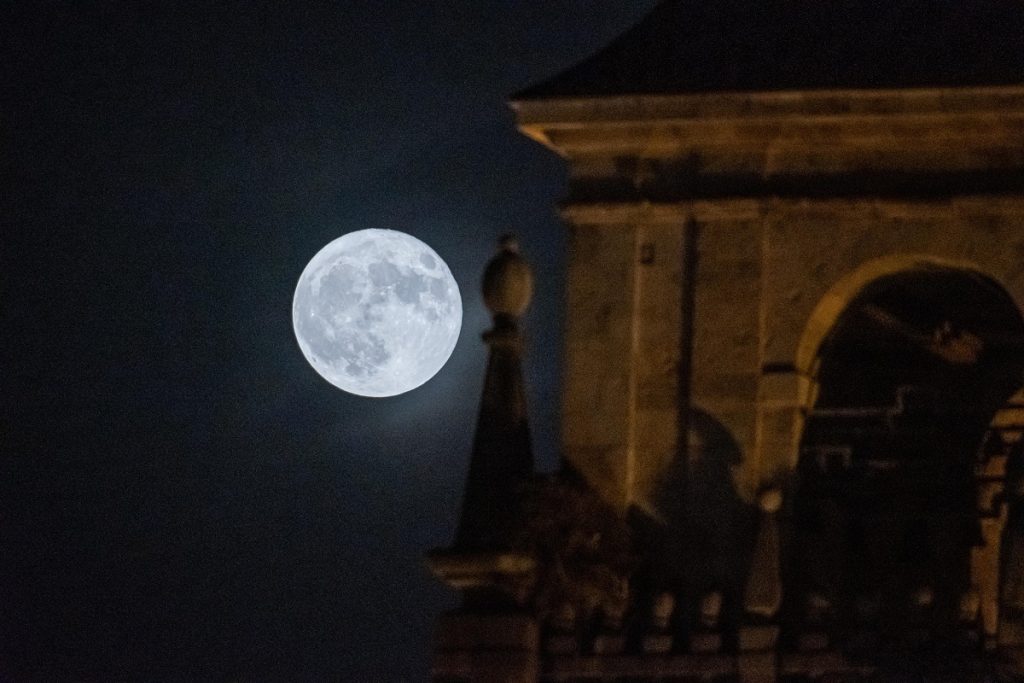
292;229;462;397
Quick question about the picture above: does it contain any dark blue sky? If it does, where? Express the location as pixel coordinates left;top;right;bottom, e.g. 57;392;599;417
4;2;655;680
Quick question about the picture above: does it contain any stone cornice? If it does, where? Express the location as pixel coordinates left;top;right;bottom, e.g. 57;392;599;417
513;87;1024;178
513;85;1024;129
559;195;1024;226
513;86;1024;202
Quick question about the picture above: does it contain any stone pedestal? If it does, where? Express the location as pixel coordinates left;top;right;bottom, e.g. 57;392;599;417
642;632;673;654
999;619;1024;649
432;612;539;683
689;632;722;654
592;632;626;655
738;625;779;683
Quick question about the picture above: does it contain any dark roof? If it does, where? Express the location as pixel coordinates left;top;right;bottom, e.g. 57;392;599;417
516;0;1024;99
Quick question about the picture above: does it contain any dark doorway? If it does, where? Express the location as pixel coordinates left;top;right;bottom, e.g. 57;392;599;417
790;266;1024;642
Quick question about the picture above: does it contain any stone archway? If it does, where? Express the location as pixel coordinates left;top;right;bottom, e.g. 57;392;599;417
788;260;1024;645
793;255;1012;411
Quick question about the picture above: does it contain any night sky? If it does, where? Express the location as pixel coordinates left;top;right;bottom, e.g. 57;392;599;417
4;2;655;680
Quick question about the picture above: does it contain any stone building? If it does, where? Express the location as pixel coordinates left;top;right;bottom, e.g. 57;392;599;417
430;2;1024;681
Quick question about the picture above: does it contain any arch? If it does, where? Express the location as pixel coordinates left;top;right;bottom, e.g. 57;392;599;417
794;254;1023;410
787;256;1024;639
796;254;1000;378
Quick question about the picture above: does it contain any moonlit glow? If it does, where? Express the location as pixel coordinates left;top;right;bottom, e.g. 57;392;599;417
292;229;462;397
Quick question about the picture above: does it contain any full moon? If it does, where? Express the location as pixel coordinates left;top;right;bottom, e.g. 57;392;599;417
292;229;462;397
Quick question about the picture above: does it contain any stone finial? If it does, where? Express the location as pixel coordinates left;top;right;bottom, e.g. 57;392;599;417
599;576;630;631
912;585;935;610
699;592;723;629
744;487;783;620
960;587;981;623
758;488;783;514
482;234;534;319
805;592;833;623
425;233;541;682
651;592;675;631
551;602;577;633
643;592;676;654
443;234;535;556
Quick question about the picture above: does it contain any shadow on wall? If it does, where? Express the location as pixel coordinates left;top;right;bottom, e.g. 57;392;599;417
631;408;757;624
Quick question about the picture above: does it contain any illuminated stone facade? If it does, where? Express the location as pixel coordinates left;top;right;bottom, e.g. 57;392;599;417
430;4;1024;681
516;86;1024;506
509;84;1024;683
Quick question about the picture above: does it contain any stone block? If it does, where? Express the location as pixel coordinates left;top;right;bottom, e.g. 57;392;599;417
739;625;780;651
432;649;538;683
642;632;674;654
758;372;801;406
433;613;539;683
690;632;723;653
592;633;626;655
435;613;538;651
737;650;777;683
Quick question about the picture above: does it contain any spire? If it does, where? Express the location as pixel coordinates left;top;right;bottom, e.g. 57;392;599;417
454;233;535;551
427;235;537;604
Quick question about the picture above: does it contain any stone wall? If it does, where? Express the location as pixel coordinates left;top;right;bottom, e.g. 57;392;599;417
515;86;1024;507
